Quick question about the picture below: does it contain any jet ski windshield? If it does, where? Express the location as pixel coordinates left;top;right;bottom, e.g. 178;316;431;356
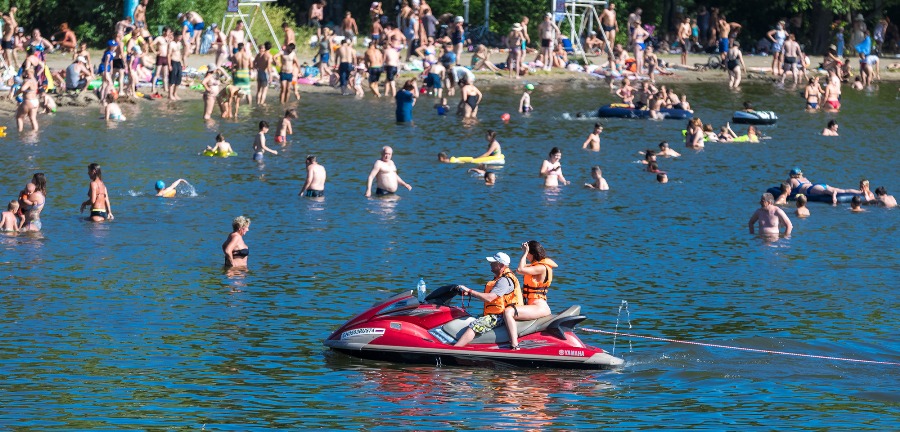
424;284;464;306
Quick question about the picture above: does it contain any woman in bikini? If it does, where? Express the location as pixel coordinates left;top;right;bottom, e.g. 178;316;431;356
201;65;223;120
476;130;502;159
787;168;861;205
804;77;822;110
15;68;40;132
80;163;113;222
222;215;251;268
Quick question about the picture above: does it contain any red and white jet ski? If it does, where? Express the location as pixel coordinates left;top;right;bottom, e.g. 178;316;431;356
324;285;624;369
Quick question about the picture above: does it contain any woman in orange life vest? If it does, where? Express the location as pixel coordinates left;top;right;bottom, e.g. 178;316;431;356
503;240;557;350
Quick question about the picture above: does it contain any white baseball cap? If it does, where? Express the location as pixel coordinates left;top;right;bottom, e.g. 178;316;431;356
76;56;86;63
486;252;511;266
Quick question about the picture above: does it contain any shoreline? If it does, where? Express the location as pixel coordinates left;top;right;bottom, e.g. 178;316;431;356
3;49;899;117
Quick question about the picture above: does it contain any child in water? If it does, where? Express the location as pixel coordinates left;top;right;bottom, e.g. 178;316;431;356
584;166;609;190
275;109;297;144
484;172;496;185
795;194;810;217
252;121;278;161
0;200;23;232
850;196;865;212
616;78;636;107
104;93;126;121
205;133;234;156
519;83;534;113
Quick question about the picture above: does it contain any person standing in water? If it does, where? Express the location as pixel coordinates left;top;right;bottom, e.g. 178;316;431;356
726;41;745;89
275;109;297;144
252;121;278;161
540;147;570;187
80;163;113;222
299;155;327;197
584;166;609;190
519;83;534;112
222;215;250;268
748;193;792;238
581;123;603;151
20;173;46;232
364;146;412;197
395;79;418;123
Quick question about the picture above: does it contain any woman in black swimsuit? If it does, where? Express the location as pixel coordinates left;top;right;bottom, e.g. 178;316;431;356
223;215;250;268
458;76;482;119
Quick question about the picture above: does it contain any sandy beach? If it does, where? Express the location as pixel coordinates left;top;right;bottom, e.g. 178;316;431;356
4;48;899;117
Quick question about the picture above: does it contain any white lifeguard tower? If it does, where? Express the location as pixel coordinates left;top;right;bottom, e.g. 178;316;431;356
552;0;613;63
221;0;280;54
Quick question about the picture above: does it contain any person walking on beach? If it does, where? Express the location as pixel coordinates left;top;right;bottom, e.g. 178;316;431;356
80;163;113;222
781;34;802;85
538;13;561;70
336;38;357;95
254;41;275;105
365;146;412;197
2;7;18;67
168;32;187;100
749;193;792;238
278;43;300;104
726;41;746;89
299;155;327;197
150;27;172;98
677;17;691;65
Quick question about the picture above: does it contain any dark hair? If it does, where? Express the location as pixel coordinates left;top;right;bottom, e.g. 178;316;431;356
282;22;289;28
658;141;669;148
88;163;102;181
527;240;547;261
162;26;171;34
656;172;667;182
644;150;655;161
549;147;561;156
259;121;269;129
216;133;224;142
287;43;296;51
594;122;603;130
851;195;861;206
827;119;837;128
31;173;47;195
306;155;317;163
486;130;496;141
237;42;245;51
875;186;887;196
743;101;753;109
286;109;297;117
264;41;272;50
648;161;659;171
402;79;415;91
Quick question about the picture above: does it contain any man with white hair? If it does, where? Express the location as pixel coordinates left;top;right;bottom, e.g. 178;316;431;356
454;252;523;348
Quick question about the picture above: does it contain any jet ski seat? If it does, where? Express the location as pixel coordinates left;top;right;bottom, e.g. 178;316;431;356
441;305;583;344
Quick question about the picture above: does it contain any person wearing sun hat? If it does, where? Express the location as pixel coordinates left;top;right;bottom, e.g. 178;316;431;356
453;252;523;348
507;22;526;78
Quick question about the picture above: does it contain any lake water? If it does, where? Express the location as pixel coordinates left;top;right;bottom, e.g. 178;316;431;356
1;80;898;429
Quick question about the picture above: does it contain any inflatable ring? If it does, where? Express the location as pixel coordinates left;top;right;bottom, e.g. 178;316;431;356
203;149;238;157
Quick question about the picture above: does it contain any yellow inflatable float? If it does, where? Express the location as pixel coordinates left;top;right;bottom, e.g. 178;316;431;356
202;149;238;157
448;154;505;165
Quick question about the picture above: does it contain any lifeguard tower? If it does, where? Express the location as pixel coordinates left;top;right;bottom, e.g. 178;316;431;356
221;0;280;55
552;0;614;63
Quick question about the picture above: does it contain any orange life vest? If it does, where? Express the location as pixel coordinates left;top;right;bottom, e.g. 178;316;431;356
522;258;558;303
483;269;522;315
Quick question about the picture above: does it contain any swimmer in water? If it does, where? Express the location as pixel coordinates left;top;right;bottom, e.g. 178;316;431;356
80;163;114;222
656;172;668;183
581;123;603;152
155;179;189;197
795;194;810;217
299;155;327;197
365;146;412;197
519;83;534;113
206;133;234;156
484;171;496;185
822;120;839;136
103;93;126;121
656;141;681;157
874;186;897;207
584;166;609;190
540;147;570;187
850;196;865;212
437;151;450;163
748;193;792;238
222;215;250;268
252;121;278;161
0;200;23;232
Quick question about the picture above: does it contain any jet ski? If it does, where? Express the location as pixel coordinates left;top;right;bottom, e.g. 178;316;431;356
324;284;624;369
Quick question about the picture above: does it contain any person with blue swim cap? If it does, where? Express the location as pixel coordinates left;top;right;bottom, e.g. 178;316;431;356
155;179;189;197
